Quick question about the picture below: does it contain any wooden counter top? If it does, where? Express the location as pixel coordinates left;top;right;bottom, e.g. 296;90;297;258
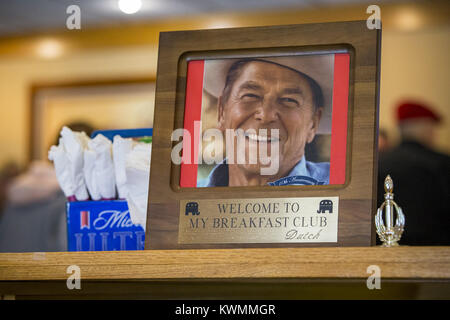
1;247;449;281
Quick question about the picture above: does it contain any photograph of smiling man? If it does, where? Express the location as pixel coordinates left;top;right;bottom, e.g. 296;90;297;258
179;53;350;188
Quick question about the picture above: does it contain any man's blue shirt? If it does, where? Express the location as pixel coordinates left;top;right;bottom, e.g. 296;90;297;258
197;157;330;187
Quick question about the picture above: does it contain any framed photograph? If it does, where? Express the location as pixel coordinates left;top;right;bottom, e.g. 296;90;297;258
180;53;348;188
146;21;381;249
29;78;155;162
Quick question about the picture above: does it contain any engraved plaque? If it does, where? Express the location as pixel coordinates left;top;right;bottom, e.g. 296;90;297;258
179;197;338;244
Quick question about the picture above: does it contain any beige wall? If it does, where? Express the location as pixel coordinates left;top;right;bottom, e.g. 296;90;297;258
0;45;158;168
380;27;450;153
0;24;449;169
36;83;155;160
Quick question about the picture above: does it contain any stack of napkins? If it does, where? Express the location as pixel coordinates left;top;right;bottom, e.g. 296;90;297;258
48;127;151;229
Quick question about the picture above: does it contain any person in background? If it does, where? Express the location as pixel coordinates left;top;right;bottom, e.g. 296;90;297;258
0;161;67;252
378;128;390;153
377;101;450;245
0;121;95;252
0;162;20;216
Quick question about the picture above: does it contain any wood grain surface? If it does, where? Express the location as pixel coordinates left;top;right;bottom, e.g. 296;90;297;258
1;247;449;281
146;21;382;249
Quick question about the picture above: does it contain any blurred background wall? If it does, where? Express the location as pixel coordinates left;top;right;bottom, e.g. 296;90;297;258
0;0;448;170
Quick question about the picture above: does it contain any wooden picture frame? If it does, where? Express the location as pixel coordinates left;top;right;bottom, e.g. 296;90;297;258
146;21;381;249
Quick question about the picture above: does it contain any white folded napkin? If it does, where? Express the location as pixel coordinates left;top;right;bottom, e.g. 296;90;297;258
112;135;134;199
84;134;116;200
83;148;100;200
48;126;89;201
124;143;152;230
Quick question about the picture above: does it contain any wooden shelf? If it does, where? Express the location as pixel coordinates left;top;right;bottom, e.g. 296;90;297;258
1;247;449;280
1;247;449;299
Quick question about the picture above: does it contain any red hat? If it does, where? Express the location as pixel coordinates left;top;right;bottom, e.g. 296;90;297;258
397;101;441;123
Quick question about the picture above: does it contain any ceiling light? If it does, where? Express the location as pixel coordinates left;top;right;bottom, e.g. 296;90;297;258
205;21;234;29
395;8;422;31
36;39;64;59
118;0;142;14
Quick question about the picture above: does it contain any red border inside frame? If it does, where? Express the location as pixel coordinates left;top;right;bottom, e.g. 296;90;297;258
179;60;204;188
180;54;350;187
329;53;350;185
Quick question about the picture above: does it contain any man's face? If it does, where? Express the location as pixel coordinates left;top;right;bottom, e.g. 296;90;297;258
218;60;322;179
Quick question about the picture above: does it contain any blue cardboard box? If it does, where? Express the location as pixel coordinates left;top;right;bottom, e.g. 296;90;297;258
66;200;145;251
